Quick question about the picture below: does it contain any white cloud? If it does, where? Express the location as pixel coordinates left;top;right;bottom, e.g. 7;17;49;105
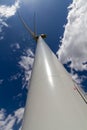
0;19;8;33
0;0;20;18
72;73;82;84
0;108;24;130
0;0;20;34
19;126;22;130
8;73;21;82
19;49;34;89
10;43;20;52
57;0;87;71
16;43;20;49
0;36;4;40
0;109;6;121
15;108;24;124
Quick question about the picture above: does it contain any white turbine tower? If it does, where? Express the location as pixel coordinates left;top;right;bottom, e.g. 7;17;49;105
18;12;87;130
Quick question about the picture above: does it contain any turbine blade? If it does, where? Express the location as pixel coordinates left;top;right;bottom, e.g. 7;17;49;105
18;11;36;40
34;12;36;36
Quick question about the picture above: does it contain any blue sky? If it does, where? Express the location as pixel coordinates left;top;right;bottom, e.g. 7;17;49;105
0;0;87;129
20;0;72;53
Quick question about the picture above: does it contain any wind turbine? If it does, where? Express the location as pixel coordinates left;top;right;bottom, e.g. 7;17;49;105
18;12;87;130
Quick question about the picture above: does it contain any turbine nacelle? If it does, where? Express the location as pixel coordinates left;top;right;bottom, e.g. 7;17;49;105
35;34;47;41
18;11;47;42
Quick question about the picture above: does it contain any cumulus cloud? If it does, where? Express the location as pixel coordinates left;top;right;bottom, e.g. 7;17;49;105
0;109;6;121
0;0;20;18
0;0;20;34
0;19;8;33
19;49;34;89
57;0;87;71
0;108;24;130
10;43;20;52
71;73;82;85
9;73;21;82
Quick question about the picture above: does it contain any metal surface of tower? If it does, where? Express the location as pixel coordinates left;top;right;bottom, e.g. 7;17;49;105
18;13;87;130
